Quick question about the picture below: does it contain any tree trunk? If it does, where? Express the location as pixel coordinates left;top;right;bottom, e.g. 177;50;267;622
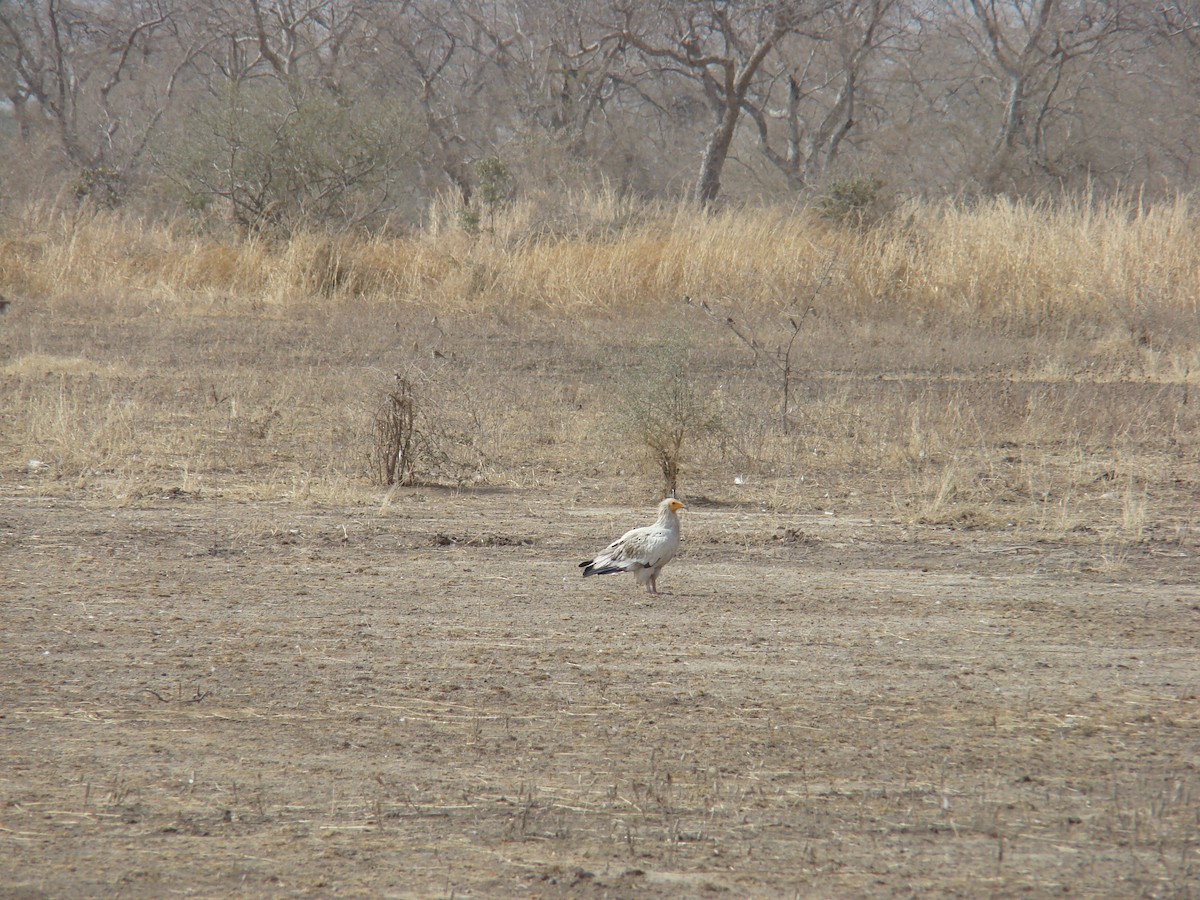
693;105;741;208
691;28;784;209
980;74;1025;192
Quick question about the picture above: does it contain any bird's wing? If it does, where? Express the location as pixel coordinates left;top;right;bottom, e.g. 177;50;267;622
600;524;672;570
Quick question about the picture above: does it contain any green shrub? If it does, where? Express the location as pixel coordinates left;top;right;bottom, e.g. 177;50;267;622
817;175;887;228
156;83;419;232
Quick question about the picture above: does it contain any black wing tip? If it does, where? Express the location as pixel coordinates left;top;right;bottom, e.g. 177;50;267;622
581;563;621;577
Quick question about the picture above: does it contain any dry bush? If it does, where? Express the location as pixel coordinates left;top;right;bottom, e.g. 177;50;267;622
371;375;418;486
615;326;724;496
364;364;494;488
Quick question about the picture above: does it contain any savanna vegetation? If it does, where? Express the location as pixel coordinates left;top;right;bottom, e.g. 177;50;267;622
3;191;1198;534
2;0;1198;515
2;2;1198;897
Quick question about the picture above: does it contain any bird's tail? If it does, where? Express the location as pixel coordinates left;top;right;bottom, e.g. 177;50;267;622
580;560;622;577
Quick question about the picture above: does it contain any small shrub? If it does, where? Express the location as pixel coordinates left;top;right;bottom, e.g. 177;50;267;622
371;375;418;486
368;360;493;488
818;175;887;228
619;328;722;495
459;156;511;234
74;167;123;208
458;206;482;235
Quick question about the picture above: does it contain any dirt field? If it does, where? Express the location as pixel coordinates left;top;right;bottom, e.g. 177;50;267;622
3;481;1198;898
2;275;1199;898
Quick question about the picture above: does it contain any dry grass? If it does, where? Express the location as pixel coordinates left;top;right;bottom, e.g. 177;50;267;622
1;192;1198;544
4;191;1198;321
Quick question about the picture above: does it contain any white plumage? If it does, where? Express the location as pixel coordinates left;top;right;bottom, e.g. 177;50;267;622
579;498;686;594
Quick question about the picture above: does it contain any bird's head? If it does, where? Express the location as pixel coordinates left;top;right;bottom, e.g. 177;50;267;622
664;498;686;513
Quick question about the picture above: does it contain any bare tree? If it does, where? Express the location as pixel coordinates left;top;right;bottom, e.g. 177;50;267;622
1158;0;1200;45
949;0;1130;192
508;0;625;151
246;0;373;93
741;0;905;190
370;0;515;203
1129;0;1200;188
0;0;204;198
1;0;200;170
616;0;833;207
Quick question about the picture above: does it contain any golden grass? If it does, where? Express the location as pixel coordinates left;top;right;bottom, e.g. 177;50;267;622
1;192;1197;542
3;192;1198;322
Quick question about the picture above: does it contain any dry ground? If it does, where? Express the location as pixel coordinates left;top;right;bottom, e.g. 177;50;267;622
2;299;1199;897
2;488;1198;898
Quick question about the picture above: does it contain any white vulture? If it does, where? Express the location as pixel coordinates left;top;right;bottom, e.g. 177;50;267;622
579;498;685;594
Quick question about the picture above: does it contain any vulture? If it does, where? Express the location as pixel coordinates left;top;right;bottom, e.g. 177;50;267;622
579;498;685;594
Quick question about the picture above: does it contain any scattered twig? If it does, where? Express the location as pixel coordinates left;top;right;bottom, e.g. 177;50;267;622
685;251;836;432
143;687;211;703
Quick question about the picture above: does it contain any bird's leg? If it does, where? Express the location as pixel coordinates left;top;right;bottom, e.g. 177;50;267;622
647;575;658;594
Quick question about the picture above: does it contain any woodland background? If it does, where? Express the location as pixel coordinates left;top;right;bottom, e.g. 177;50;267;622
3;0;1200;228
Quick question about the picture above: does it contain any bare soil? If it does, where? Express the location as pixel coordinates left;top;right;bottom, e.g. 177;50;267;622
3;484;1198;898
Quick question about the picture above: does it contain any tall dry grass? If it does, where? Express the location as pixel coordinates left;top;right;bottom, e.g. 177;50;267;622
2;191;1197;325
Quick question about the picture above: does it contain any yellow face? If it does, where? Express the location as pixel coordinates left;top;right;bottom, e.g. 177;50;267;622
668;499;686;512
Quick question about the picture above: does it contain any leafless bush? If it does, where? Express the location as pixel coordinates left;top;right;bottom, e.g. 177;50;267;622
372;375;418;486
367;357;492;488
